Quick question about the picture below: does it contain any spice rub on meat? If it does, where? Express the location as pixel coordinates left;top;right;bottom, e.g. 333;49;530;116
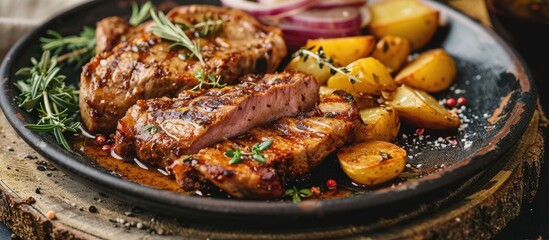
80;5;287;133
114;71;319;169
170;91;362;199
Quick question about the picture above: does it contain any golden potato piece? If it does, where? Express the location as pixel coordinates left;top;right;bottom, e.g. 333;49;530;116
371;35;411;73
395;49;457;93
369;0;439;50
305;36;376;66
338;141;406;185
356;106;400;142
327;57;397;96
389;85;460;129
285;55;333;85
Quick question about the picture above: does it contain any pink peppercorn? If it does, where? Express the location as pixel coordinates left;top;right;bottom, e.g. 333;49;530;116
326;179;337;190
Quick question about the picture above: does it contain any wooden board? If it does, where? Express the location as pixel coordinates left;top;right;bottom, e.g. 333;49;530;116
0;105;546;240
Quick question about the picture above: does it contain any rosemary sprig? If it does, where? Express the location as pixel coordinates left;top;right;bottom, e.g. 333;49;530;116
149;10;205;65
14;51;81;151
40;27;96;68
224;140;273;165
191;69;226;91
178;14;225;38
129;1;154;26
285;187;313;203
40;1;154;68
296;46;361;84
149;10;228;91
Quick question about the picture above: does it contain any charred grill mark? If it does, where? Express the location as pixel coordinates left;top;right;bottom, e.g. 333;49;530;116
81;5;287;133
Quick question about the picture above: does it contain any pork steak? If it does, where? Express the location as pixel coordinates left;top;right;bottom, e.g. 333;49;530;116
114;71;319;168
80;5;287;133
171;91;362;199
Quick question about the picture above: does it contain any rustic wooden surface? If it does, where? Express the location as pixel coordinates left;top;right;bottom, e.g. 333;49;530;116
0;105;545;240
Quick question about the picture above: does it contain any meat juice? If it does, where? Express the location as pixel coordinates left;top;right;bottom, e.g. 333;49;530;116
74;136;359;199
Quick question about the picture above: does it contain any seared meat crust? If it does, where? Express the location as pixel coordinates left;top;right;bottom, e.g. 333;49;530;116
172;91;362;199
114;71;319;168
81;5;287;133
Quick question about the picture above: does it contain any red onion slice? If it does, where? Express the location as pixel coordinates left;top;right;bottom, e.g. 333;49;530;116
220;0;318;17
313;0;367;9
278;19;361;50
285;7;362;29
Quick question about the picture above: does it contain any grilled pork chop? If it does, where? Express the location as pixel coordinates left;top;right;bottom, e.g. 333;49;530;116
81;5;287;133
171;91;362;199
95;16;142;53
114;71;319;168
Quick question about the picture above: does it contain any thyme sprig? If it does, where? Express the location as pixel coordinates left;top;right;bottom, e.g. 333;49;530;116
143;124;158;134
191;69;226;91
149;10;205;65
40;27;96;68
285;187;313;203
224;140;273;165
129;1;154;26
296;46;361;84
14;51;81;151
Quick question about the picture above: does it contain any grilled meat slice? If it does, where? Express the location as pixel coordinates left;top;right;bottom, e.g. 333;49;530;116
171;91;361;199
81;5;287;133
96;16;145;53
114;71;319;168
96;17;130;53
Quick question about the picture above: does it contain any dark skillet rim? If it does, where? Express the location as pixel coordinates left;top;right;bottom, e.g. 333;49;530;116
0;0;537;217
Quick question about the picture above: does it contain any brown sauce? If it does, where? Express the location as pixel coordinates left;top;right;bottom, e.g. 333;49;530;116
72;135;359;200
74;136;186;194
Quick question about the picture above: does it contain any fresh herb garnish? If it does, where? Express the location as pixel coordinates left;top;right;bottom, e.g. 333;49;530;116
285;187;313;203
225;146;243;165
129;1;154;26
39;1;153;68
149;10;227;91
40;27;96;68
296;46;361;84
14;51;81;151
149;10;205;65
143;124;158;134
191;69;226;91
16;2;155;151
250;140;273;163
224;140;273;165
178;14;225;38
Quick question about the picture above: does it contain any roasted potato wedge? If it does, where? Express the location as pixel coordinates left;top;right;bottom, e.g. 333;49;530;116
305;36;376;66
395;49;457;93
369;0;439;50
389;85;460;129
356;106;400;142
285;55;333;85
327;57;397;96
338;141;406;185
371;35;411;73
